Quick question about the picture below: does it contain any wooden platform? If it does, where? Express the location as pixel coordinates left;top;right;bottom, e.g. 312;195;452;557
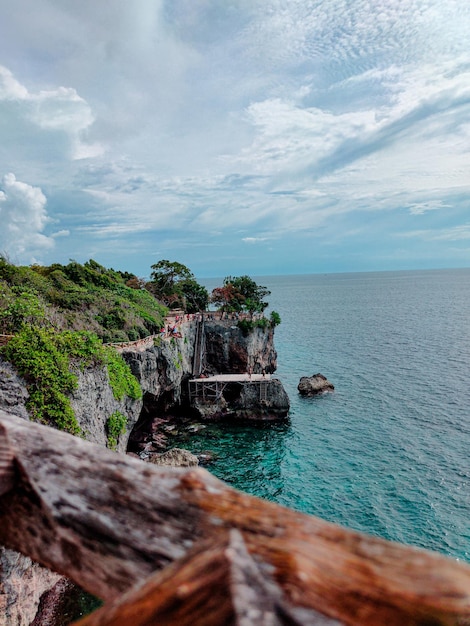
189;373;271;402
190;373;271;383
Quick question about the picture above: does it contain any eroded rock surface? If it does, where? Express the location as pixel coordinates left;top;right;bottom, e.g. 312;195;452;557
148;447;199;467
298;373;335;396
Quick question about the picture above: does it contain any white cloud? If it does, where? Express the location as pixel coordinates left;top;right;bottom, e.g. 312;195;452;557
242;237;268;244
0;173;55;260
51;229;70;238
0;66;28;100
0;1;469;273
408;201;450;215
0;65;103;161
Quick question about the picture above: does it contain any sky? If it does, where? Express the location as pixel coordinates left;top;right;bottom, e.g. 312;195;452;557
0;0;469;278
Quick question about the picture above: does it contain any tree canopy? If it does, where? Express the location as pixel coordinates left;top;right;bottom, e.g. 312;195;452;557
211;275;270;315
149;260;208;312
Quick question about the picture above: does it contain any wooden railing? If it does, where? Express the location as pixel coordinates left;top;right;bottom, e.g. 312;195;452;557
0;410;469;625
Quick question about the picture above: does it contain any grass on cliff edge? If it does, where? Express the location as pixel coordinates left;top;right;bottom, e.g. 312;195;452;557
0;256;167;343
2;326;142;435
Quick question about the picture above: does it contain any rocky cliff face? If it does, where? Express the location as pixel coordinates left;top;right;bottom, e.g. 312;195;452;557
0;359;63;626
203;320;277;375
69;365;142;453
0;549;62;626
0;317;286;623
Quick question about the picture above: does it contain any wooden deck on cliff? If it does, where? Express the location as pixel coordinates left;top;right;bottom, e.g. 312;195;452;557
189;373;271;402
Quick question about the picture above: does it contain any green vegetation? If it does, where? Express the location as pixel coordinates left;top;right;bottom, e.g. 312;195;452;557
0;256;167;342
0;257;156;434
270;311;281;327
106;411;128;450
2;325;141;434
105;348;142;400
211;275;271;316
148;259;208;312
237;311;281;336
3;327;83;435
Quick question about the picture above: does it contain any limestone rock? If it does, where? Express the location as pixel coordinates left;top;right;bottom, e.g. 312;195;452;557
0;358;29;420
203;320;277;375
0;549;62;626
234;378;290;421
148;447;199;467
298;373;334;396
70;365;142;453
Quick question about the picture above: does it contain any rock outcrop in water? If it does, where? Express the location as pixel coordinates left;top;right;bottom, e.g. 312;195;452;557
148;447;199;467
298;373;334;396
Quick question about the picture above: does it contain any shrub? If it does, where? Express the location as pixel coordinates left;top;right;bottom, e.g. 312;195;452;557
2;326;81;435
0;289;46;333
237;319;254;336
106;411;128;450
270;311;281;327
255;316;269;330
103;347;142;401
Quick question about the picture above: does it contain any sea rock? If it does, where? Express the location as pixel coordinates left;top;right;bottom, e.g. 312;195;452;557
148;447;199;467
298;373;334;396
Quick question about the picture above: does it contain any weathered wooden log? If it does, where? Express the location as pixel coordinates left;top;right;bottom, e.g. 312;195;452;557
0;410;469;626
74;529;340;626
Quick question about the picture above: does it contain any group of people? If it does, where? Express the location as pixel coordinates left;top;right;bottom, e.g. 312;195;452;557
160;324;182;338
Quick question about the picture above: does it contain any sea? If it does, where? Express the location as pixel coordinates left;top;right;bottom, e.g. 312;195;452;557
170;269;470;563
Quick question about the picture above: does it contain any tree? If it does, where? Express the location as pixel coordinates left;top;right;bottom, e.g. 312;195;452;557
212;275;270;316
149;260;194;308
210;284;244;313
179;279;209;314
149;260;208;312
270;311;281;326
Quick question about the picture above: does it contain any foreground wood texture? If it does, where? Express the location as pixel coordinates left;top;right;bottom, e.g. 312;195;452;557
0;411;469;626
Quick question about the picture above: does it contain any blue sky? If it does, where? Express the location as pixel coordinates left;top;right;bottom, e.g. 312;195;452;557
0;0;469;278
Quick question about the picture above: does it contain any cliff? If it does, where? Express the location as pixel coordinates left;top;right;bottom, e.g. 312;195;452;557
122;318;289;430
203;319;277;374
0;316;287;623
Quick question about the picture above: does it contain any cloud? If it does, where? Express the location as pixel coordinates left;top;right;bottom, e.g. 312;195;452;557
403;224;470;242
0;1;469;274
408;201;450;215
51;229;70;238
242;237;268;244
0;65;103;161
0;173;54;260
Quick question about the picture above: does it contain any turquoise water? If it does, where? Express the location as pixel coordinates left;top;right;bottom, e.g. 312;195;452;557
172;269;470;561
